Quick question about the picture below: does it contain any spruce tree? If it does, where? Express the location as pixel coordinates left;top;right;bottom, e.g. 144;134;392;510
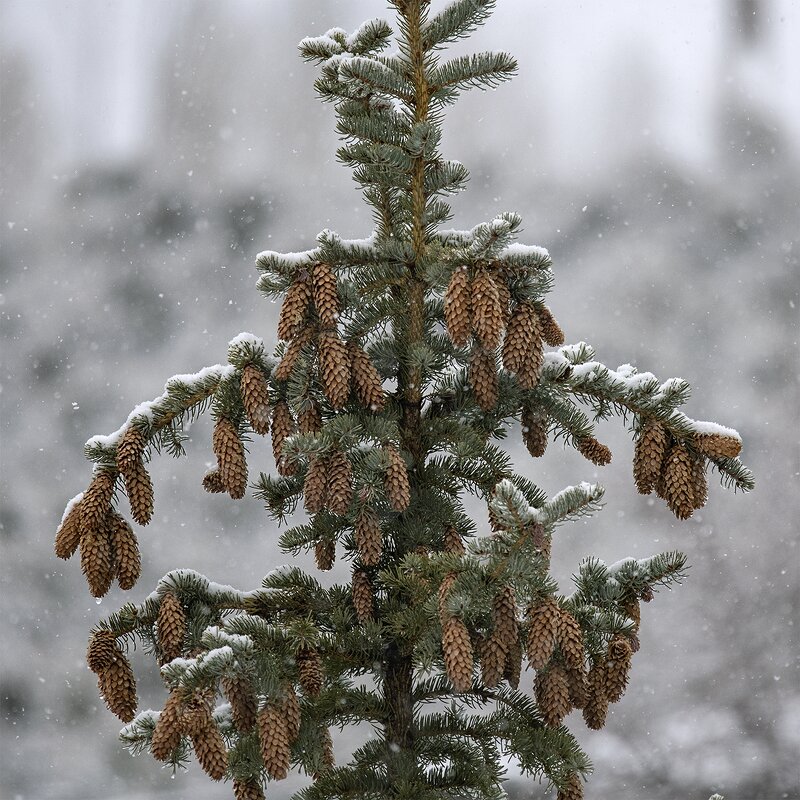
56;3;753;798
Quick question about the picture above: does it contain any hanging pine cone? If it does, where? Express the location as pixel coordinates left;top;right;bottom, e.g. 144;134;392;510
663;442;696;519
348;342;385;411
202;469;226;494
492;586;519;655
469;345;498;411
352;568;374;622
151;689;184;761
577;436;612;466
240;363;271;435
297;647;323;697
319;330;351;410
157;591;186;664
534;664;571;728
298;400;323;434
304;454;329;514
355;507;383;567
281;684;302;742
535;304;565;347
502;301;538;373
526;598;559;670
556;608;585;672
690;452;709;510
472;269;504;349
557;772;584;800
318;726;335;776
110;512;141;591
312;262;340;328
81;469;117;536
693;431;742;460
234;778;266;800
515;331;544;390
495;278;512;326
80;524;114;598
444;267;472;347
191;720;228;781
443;524;465;556
383;444;411;511
212;416;248;499
582;661;609;730
116;425;147;474
633;418;669;494
521;403;548;458
97;650;137;722
314;538;336;571
86;629;118;674
258;703;292;780
274;327;313;383
566;666;588;709
605;635;633;703
442;616;473;692
479;633;505;688
271;400;297;475
55;497;83;560
503;637;523;689
278;273;312;341
221;675;257;733
122;459;154;525
622;597;641;628
326;449;353;515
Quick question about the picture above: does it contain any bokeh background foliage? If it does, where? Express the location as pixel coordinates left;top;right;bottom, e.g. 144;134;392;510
1;1;798;798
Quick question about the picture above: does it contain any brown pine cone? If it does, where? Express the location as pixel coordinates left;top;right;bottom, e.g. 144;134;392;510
274;327;313;383
180;691;214;737
271;400;297;476
521;403;548;458
557;772;584;800
622;597;641;628
355;507;383;567
663;443;696;519
526;598;559;670
605;635;633;703
303;454;329;514
319;330;351;410
221;675;257;733
442;616;473;692
503;636;523;689
502;301;538;373
566;666;588;709
535;304;565;347
116;425;148;473
312;262;340;328
348;342;386;411
515;331;544;390
278;273;312;341
151;689;184;761
191;722;228;781
55;498;83;560
690;452;709;510
212;416;248;499
258;704;291;780
472;270;504;350
157;591;186;664
81;470;117;536
234;778;266;800
241;363;271;434
582;661;609;730
693;431;741;460
298;400;323;434
86;629;119;674
297;647;323;697
326;449;353;515
97;651;137;722
110;512;141;591
318;726;335;775
202;469;226;494
556;608;585;672
495;278;512;326
479;633;505;688
383;444;411;511
122;459;154;526
443;524;465;556
80;524;114;598
535;664;571;728
633;419;669;494
469;345;498;411
281;684;302;742
314;538;336;571
352;569;374;623
577;436;612;466
444;267;472;347
492;586;519;655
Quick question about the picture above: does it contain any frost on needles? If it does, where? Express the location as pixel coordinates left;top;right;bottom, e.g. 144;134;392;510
55;2;753;800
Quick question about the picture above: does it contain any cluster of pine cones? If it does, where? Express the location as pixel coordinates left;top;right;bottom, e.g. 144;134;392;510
87;590;334;798
444;264;564;411
634;420;741;519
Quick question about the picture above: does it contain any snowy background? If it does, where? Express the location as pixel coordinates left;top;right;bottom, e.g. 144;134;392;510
1;1;798;798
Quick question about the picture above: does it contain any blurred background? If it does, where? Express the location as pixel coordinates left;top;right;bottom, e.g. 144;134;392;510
1;1;798;798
